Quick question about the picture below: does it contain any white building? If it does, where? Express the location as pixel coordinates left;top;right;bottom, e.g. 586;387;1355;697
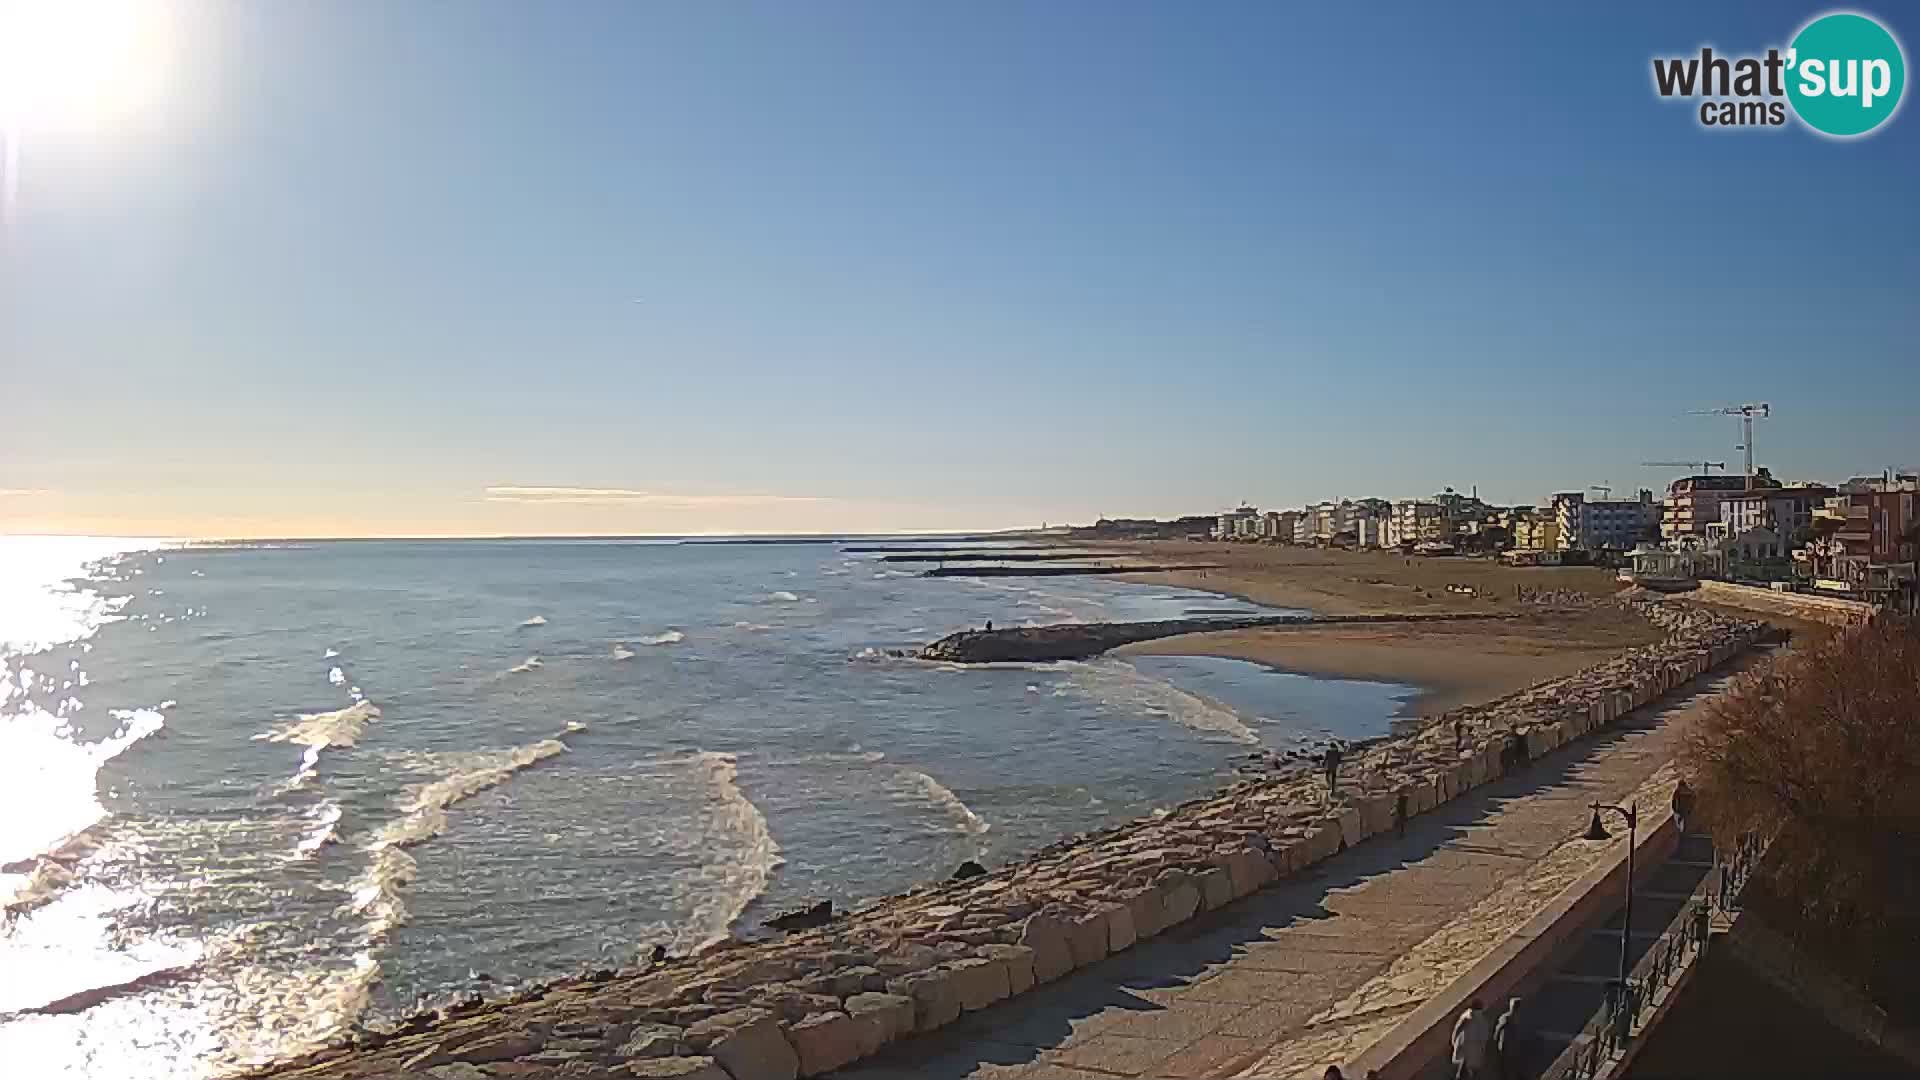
1552;490;1658;551
1214;505;1259;540
1389;500;1445;547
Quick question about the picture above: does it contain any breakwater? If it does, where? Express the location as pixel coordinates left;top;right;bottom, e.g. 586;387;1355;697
921;563;1216;578
255;599;1771;1080
919;611;1515;664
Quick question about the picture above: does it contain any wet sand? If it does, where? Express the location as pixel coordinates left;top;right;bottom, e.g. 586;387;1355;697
1099;541;1665;714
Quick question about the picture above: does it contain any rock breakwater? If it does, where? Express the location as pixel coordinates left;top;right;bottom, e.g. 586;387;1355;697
255;599;1770;1080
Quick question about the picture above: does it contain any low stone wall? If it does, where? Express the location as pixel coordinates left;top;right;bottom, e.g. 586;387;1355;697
920;611;1514;664
1693;580;1875;627
258;600;1771;1080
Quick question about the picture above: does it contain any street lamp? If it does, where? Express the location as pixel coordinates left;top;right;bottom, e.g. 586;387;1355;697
1584;802;1640;993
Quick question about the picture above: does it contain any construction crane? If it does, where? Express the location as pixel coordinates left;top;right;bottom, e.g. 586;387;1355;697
1589;484;1614;500
1641;460;1728;474
1687;403;1770;489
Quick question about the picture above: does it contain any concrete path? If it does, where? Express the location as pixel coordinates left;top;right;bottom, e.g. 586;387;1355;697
833;658;1764;1080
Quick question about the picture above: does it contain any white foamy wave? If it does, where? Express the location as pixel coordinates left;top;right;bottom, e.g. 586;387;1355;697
343;737;570;937
1062;658;1261;745
611;644;637;661
256;700;378;751
671;752;783;953
326;666;346;687
892;768;991;852
733;622;773;632
323;648;339;659
291;801;342;859
518;615;548;628
507;656;542;674
0;704;166;901
767;591;801;603
637;630;684;646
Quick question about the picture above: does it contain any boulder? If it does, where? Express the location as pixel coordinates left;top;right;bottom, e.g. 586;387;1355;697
1225;848;1274;898
1195;867;1234;912
786;1012;863;1077
980;943;1038;995
619;1024;692;1059
945;957;1010;1011
1018;912;1075;982
883;969;961;1032
686;1009;799;1080
1105;902;1138;953
765;901;835;933
1065;911;1109;969
842;992;915;1047
626;1057;732;1080
1336;808;1364;849
949;860;988;881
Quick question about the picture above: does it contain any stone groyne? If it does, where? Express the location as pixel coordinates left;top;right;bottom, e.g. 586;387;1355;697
919;611;1515;664
257;599;1771;1080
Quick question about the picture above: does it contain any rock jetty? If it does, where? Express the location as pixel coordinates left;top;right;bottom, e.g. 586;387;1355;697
254;598;1770;1080
919;611;1514;664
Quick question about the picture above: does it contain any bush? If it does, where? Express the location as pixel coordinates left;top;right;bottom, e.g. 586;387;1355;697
1683;615;1920;1013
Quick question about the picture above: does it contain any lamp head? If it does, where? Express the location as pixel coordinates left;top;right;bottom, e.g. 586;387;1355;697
1584;809;1612;842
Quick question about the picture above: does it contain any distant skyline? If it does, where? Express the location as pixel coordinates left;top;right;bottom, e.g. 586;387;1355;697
3;2;1916;538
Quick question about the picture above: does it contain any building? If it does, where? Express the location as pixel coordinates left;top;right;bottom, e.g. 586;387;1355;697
1261;510;1301;541
1351;516;1385;549
1803;476;1919;605
1554;490;1658;551
1510;514;1560;552
1717;485;1835;540
1214;505;1259;540
1390;500;1446;547
1661;472;1779;541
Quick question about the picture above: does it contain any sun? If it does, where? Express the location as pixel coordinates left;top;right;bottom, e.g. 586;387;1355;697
0;0;171;137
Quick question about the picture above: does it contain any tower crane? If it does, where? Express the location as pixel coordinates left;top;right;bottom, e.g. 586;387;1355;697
1686;404;1770;489
1641;460;1727;474
1589;484;1614;500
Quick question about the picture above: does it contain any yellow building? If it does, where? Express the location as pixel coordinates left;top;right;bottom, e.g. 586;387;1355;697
1511;516;1560;552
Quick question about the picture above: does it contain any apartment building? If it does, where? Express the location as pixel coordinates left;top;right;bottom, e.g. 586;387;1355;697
1662;473;1778;541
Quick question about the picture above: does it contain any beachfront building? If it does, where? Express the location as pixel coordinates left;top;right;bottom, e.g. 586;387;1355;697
1718;484;1835;541
1511;514;1560;552
1214;505;1260;540
1802;476;1920;605
1261;510;1301;541
1661;472;1778;541
1351;515;1385;549
1299;500;1354;545
1390;500;1445;548
1553;490;1658;551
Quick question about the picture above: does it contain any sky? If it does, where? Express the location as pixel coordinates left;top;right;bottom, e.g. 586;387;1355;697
1;1;1915;538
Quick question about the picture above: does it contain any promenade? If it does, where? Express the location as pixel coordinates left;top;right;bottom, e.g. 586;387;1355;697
836;658;1761;1080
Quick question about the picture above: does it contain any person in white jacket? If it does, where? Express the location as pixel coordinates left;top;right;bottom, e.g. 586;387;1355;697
1451;998;1494;1079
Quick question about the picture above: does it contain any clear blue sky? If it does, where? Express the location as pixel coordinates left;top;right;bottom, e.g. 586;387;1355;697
2;1;1914;536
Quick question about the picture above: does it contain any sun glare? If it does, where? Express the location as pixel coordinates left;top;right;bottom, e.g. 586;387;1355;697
0;0;172;136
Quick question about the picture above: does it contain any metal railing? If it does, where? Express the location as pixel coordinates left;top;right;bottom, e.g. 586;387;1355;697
1540;832;1765;1080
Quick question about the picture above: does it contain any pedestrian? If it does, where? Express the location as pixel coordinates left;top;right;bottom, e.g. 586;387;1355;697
985;620;993;632
1672;778;1696;833
1323;743;1343;798
1451;998;1493;1080
1396;790;1410;838
1454;717;1465;754
1493;996;1524;1080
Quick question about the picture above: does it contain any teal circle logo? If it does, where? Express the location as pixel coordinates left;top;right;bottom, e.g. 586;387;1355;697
1786;12;1906;137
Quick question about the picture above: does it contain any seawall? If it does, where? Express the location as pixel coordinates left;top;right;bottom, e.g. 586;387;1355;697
255;600;1772;1080
920;612;1515;664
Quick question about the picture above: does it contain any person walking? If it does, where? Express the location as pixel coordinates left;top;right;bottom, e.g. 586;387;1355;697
1672;778;1696;833
1323;743;1343;798
1451;999;1493;1080
1492;997;1525;1080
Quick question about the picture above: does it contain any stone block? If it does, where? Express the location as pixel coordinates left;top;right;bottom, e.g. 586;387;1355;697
842;992;914;1047
1105;901;1137;952
945;957;1010;1011
1408;779;1437;816
1336;808;1364;849
1225;848;1273;898
786;1012;863;1078
1125;887;1166;940
1018;912;1075;983
1450;761;1474;797
882;970;960;1033
1195;867;1234;911
686;1009;798;1080
626;1058;731;1080
1359;795;1395;837
620;1024;692;1059
1064;911;1108;970
980;943;1037;994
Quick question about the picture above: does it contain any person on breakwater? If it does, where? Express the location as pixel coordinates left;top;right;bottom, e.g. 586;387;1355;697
1323;743;1343;797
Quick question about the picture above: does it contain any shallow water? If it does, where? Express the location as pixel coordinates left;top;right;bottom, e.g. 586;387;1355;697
0;537;1413;1077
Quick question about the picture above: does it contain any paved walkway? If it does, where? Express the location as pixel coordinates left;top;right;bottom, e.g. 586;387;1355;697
835;657;1766;1080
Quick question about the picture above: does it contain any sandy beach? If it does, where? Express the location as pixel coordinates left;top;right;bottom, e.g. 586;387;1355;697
1098;541;1665;715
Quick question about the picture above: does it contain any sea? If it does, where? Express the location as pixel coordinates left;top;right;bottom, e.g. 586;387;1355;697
0;535;1416;1078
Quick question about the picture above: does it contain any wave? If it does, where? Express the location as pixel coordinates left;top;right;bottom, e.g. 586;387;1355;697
291;801;342;860
518;615;548;628
733;621;773;632
507;656;542;674
323;648;339;659
611;644;637;661
326;666;346;687
892;768;991;854
669;752;783;953
256;701;380;789
343;736;570;937
767;590;801;602
0;704;166;904
637;630;684;646
1061;659;1261;745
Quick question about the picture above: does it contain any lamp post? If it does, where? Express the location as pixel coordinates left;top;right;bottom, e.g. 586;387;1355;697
1584;801;1639;997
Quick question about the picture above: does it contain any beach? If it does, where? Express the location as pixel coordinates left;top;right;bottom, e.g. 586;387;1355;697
1099;541;1665;714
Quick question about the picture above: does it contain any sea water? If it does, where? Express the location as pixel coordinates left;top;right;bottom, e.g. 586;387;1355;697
0;536;1414;1077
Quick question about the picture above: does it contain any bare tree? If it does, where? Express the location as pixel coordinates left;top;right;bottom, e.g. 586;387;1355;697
1684;616;1920;1012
